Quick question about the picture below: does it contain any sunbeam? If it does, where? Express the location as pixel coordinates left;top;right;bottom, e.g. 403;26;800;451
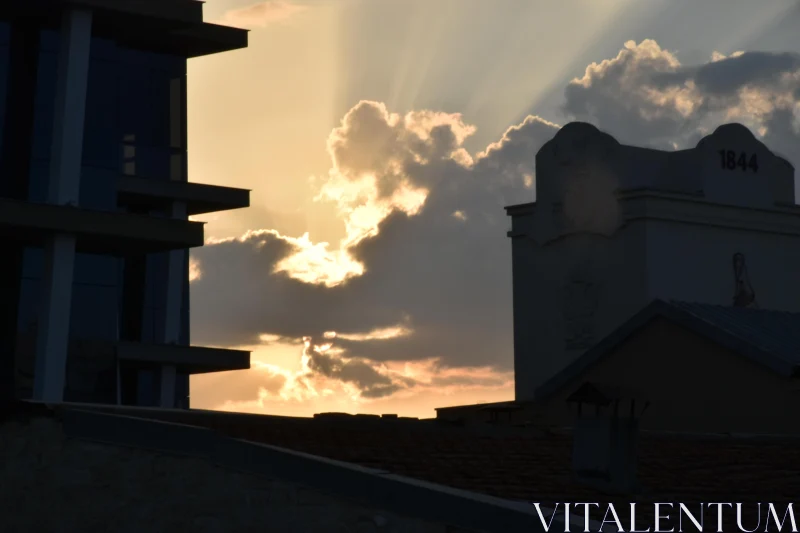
462;0;633;147
187;0;800;419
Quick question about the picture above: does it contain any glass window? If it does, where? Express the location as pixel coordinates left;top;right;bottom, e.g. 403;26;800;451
70;285;119;342
71;290;119;345
125;144;172;180
26;159;49;202
27;35;188;192
15;278;39;399
136;369;157;406
39;29;59;53
0;23;37;201
117;48;186;181
0;38;9;157
21;246;43;280
73;253;119;287
90;36;115;61
79;166;117;210
169;77;182;149
83;55;119;171
169;76;186;181
30;49;57;162
16;278;39;331
122;133;136;175
144;252;168;309
19;248;120;341
180;255;190;345
142;306;165;343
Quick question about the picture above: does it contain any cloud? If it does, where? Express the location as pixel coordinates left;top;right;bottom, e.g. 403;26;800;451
301;336;410;398
192;365;287;408
191;101;554;400
196;355;514;417
191;103;558;401
192;40;800;404
562;39;800;156
216;1;307;29
191;339;513;411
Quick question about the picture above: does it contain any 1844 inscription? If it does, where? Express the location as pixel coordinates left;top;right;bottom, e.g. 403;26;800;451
718;150;759;173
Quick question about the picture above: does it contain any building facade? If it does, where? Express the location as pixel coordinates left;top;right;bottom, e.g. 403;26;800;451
506;121;800;400
0;1;251;408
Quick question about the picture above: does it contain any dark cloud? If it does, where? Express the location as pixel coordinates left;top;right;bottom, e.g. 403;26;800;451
429;374;509;389
193;40;800;399
562;40;800;155
690;52;800;95
191;106;557;373
303;342;407;399
191;232;409;346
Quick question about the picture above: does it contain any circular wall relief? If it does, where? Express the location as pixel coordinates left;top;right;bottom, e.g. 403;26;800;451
561;266;601;350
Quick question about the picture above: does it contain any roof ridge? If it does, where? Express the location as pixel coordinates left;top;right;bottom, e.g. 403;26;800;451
668;299;800;318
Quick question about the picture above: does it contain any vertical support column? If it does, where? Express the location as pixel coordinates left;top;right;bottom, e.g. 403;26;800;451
158;200;187;407
32;8;93;403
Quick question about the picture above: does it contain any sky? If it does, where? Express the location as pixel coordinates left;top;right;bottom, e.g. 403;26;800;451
186;0;800;418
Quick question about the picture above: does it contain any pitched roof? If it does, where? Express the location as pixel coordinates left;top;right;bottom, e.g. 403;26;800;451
61;403;800;531
670;300;800;367
535;299;800;402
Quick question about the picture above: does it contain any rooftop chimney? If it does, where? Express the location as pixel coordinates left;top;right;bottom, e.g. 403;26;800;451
566;382;648;494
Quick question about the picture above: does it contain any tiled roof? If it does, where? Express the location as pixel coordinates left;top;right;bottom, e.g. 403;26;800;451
71;404;800;530
670;300;800;369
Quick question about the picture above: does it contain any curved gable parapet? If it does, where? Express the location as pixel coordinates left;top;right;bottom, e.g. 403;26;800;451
521;121;796;248
693;123;795;208
696;123;760;146
534;122;624;239
536;123;621;186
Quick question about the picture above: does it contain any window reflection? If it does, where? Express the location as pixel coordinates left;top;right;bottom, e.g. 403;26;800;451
169;76;184;181
122;133;136;176
118;74;185;181
169;77;182;149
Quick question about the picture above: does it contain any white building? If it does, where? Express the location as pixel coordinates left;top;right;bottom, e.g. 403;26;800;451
505;122;800;401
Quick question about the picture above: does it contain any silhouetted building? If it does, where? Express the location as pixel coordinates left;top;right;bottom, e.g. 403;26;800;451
438;122;800;434
508;122;797;398
0;1;251;408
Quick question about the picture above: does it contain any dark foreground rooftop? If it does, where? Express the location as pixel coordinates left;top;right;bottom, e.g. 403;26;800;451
7;401;796;531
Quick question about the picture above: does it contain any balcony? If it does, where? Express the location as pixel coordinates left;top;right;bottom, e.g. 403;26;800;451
116;342;250;374
0;197;204;254
0;0;248;58
14;337;250;403
116;176;250;216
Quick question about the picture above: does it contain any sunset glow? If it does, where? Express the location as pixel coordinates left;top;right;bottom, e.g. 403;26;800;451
188;0;800;419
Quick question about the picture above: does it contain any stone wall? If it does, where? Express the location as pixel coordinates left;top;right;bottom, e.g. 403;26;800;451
0;417;460;533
